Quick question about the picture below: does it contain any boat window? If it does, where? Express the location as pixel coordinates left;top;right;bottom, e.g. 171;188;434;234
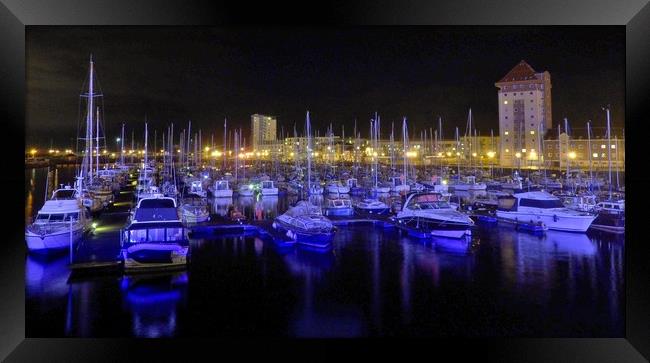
139;199;176;208
148;228;166;242
166;228;184;241
67;212;79;221
519;198;564;208
129;229;148;243
613;205;620;209
53;190;76;199
36;214;49;220
49;214;65;222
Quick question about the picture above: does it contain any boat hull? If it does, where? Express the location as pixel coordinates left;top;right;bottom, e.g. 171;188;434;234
123;243;188;271
354;206;391;216
213;190;233;198
25;226;85;252
261;188;279;196
272;221;335;248
323;207;354;217
395;216;471;239
496;210;595;232
590;213;625;234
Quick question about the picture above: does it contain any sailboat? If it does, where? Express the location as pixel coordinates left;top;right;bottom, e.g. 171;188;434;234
390;117;410;194
370;115;391;194
452;110;486;191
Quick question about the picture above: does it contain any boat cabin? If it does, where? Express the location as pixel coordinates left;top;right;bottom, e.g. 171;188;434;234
262;180;275;189
190;180;204;193
595;200;625;214
215;180;230;190
347;178;358;188
404;193;451;210
326;198;352;208
122;222;186;244
499;192;565;211
51;186;77;200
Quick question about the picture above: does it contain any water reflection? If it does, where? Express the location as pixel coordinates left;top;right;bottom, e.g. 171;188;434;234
283;248;364;337
543;231;597;257
120;272;188;338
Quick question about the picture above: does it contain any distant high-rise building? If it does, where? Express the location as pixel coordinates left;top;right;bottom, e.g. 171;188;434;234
251;114;277;150
495;60;552;168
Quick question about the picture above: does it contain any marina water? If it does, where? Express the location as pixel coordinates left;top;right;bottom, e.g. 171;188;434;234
26;166;624;337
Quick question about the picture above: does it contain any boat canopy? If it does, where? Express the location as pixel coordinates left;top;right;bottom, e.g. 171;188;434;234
39;200;83;214
137;197;177;209
51;189;76;200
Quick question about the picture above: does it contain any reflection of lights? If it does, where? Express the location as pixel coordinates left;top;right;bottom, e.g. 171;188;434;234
592;153;598;158
568;151;577;159
441;180;448;185
515;152;521;158
487;151;496;158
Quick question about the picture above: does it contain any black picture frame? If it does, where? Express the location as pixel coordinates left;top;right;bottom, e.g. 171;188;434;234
2;0;649;361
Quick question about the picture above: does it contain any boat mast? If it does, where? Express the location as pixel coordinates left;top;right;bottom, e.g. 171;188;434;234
538;122;545;184
143;122;148;186
587;121;593;190
95;107;100;176
402;117;408;184
131;129;134;165
120;123;125;166
87;56;94;184
468;108;472;173
306;111;312;195
615;135;620;192
455;126;460;179
186;120;191;170
605;106;612;200
564;117;570;188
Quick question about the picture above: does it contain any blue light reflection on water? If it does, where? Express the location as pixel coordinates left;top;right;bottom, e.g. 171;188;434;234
25;172;624;337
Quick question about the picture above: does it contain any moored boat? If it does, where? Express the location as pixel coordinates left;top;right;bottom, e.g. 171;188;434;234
121;196;189;271
273;201;335;248
495;191;596;232
25;186;92;253
395;192;474;238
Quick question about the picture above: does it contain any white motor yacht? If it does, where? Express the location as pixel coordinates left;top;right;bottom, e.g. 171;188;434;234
25;187;92;252
495;191;596;232
395;192;474;238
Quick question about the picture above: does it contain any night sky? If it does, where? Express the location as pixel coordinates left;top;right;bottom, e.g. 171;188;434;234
26;26;624;148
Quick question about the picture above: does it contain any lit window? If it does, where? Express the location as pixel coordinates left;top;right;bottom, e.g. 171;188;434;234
522;149;526;153
593;153;598;158
504;100;508;105
530;131;535;135
504;131;509;135
505;149;510;153
601;144;606;149
611;145;616;149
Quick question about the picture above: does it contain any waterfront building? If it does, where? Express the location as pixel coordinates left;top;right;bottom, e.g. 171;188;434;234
495;60;552;168
251;114;277;151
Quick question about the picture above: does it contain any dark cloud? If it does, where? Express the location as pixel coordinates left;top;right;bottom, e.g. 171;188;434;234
26;26;624;148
